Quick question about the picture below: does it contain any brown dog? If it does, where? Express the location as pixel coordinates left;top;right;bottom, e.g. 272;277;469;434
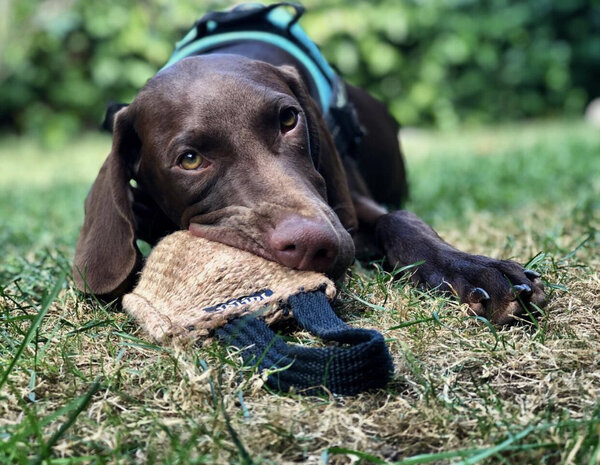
73;41;545;324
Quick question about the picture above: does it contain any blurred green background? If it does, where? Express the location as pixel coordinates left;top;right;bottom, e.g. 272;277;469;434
1;0;599;147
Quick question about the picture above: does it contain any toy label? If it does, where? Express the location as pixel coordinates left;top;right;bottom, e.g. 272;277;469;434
202;289;274;313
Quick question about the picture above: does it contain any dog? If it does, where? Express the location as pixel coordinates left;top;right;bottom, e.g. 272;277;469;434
73;4;545;324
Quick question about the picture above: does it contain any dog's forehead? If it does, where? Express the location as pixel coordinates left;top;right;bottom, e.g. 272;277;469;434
129;56;297;143
136;55;292;115
127;55;301;153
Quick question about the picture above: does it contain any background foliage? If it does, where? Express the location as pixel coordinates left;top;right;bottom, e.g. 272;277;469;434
1;0;599;145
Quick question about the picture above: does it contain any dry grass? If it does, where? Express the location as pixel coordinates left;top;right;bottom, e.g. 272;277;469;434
1;121;599;464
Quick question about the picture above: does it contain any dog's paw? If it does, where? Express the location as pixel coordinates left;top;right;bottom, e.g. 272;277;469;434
414;252;546;325
375;210;547;324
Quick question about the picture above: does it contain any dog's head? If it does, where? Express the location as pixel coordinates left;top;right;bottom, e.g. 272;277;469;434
74;55;357;298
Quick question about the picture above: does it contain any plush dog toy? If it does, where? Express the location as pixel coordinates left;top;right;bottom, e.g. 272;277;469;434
122;231;393;396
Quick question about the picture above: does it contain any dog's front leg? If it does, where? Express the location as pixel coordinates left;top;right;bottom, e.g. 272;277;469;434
375;210;546;324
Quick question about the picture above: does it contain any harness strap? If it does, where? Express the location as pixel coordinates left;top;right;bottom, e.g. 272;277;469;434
216;291;394;396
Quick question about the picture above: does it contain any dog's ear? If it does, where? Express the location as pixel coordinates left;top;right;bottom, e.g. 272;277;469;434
277;65;358;232
73;107;142;299
102;102;129;133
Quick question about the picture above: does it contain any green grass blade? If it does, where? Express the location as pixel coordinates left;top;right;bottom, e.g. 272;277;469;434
29;376;102;465
456;425;536;465
0;272;66;392
387;316;437;330
343;288;392;312
325;425;539;465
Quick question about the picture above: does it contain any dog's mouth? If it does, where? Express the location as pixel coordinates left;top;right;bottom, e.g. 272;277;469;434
188;209;354;280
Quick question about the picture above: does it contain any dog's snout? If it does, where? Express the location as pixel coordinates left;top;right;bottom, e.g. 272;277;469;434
268;215;339;273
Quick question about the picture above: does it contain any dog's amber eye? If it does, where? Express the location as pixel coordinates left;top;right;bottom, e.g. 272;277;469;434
180;152;204;170
280;108;298;132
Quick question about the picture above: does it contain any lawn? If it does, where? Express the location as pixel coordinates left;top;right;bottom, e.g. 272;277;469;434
1;120;599;464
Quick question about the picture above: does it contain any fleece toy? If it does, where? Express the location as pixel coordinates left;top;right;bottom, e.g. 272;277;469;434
122;231;393;395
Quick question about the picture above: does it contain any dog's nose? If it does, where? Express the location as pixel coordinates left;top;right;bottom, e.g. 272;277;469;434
268;215;339;273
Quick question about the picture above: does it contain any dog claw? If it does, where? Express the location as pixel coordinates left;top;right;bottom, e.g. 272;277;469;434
469;287;490;303
524;269;541;280
513;284;532;297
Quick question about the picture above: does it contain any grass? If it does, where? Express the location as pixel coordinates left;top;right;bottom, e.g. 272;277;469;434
1;120;599;464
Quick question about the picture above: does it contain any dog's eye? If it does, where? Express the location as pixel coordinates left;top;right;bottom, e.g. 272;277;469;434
179;152;204;170
280;108;298;132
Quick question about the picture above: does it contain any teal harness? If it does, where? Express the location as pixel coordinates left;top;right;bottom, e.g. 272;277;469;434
161;2;363;158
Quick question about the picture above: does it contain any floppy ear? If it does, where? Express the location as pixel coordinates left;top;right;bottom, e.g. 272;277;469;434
278;65;358;232
73;107;142;299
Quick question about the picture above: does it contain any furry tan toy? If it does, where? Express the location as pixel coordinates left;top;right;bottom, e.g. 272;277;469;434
123;230;393;395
